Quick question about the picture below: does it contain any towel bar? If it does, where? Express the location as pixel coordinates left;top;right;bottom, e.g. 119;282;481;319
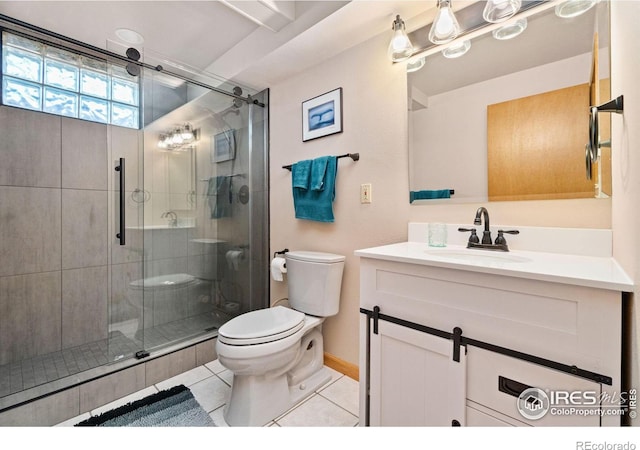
282;153;359;171
199;174;243;181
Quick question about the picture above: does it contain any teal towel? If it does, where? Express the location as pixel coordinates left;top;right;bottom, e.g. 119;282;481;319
310;156;330;191
292;156;337;222
207;176;231;218
410;189;451;203
292;160;312;189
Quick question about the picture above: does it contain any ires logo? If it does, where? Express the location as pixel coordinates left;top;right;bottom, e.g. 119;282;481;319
516;388;630;420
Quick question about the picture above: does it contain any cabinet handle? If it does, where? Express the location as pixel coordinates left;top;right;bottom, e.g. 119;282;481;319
372;306;380;335
498;375;531;398
452;327;462;362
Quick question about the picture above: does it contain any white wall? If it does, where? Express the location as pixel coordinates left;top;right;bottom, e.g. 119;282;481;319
610;0;640;426
270;22;614;368
270;33;410;365
411;52;592;200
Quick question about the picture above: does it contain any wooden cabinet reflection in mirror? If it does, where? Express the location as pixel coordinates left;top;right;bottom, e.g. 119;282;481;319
488;84;589;201
487;78;610;202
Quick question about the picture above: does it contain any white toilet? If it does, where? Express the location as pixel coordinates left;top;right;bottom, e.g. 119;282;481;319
128;273;201;331
215;250;345;426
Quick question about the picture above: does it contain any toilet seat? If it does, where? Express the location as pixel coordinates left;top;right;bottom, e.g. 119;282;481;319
129;273;198;290
218;306;305;346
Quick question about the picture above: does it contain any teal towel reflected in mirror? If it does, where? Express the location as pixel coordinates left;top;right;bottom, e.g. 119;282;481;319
410;189;452;203
292;156;337;222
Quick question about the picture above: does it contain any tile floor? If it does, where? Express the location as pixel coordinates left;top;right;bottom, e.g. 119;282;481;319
0;313;220;399
55;360;359;427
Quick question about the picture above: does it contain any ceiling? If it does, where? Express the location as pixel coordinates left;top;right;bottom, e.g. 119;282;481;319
0;0;445;91
1;1;593;98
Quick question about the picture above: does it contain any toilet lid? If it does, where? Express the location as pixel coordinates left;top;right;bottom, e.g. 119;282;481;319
218;306;305;346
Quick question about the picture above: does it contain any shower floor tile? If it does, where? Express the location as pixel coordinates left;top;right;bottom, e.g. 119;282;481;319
0;312;222;400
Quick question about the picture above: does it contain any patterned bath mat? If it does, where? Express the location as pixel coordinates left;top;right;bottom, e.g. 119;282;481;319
76;384;215;427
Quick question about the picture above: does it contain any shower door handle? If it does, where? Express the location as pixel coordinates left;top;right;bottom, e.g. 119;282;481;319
115;158;126;246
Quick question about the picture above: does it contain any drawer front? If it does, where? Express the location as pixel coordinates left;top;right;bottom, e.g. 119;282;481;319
467;347;603;426
466;401;529;427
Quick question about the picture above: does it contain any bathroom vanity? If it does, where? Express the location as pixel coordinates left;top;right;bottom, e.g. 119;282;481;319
356;223;633;427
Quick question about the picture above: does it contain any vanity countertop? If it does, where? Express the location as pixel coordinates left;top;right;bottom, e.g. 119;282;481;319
355;242;633;292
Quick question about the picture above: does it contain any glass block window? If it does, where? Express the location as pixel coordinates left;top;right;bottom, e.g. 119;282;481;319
1;31;140;129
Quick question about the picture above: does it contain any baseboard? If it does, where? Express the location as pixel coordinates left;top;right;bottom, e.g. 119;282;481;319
324;352;359;381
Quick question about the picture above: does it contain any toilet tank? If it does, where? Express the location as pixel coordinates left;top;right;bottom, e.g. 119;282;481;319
285;251;345;317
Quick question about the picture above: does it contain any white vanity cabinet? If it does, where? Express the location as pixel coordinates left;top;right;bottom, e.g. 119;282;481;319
369;319;466;426
356;241;632;427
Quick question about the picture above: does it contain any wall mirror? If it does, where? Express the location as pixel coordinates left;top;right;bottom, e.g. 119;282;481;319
167;147;196;210
146;119;198;213
407;1;610;204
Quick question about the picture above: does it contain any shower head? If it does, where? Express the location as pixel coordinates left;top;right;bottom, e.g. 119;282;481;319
222;106;241;118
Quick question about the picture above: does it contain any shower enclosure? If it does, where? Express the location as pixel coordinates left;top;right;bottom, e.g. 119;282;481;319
0;19;268;413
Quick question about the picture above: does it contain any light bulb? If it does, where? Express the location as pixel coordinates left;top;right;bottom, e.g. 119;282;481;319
492;18;527;40
483;0;522;23
406;57;426;73
171;129;183;145
442;40;471;58
555;0;597;19
180;124;194;141
428;0;461;45
388;15;413;62
158;134;168;149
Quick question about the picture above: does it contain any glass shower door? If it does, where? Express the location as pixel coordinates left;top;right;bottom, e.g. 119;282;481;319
107;87;146;362
132;65;269;354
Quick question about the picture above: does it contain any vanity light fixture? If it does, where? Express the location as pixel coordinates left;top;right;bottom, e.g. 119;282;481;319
442;39;471;58
388;15;414;62
428;0;461;45
483;0;522;23
492;17;528;40
555;0;597;18
406;57;426;73
158;123;198;151
394;0;549;65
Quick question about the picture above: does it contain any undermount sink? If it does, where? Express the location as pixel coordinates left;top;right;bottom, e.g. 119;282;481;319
424;247;531;264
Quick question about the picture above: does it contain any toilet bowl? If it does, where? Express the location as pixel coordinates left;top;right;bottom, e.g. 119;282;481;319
128;273;201;331
215;251;345;426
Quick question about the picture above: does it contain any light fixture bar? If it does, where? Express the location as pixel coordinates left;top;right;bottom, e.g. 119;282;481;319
404;0;554;63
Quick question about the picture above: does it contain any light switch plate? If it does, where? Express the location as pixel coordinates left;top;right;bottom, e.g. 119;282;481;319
361;183;372;204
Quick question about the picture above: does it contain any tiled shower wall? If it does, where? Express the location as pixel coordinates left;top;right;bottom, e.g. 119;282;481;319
0;105;142;367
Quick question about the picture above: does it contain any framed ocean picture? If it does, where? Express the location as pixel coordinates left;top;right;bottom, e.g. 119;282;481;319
301;87;343;142
211;129;236;163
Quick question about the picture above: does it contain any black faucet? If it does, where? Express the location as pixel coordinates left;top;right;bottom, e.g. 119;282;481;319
474;207;492;245
458;207;520;251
